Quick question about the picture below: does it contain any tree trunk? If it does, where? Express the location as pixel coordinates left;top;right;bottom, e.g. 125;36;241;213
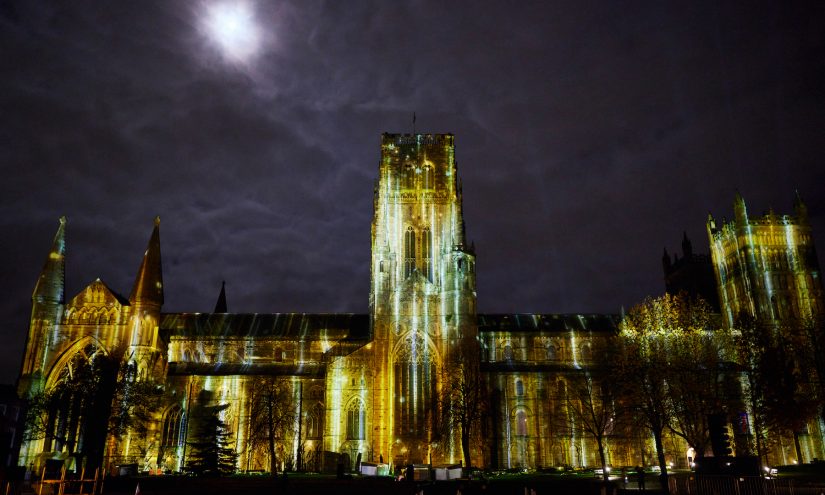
596;436;609;482
267;396;277;475
461;426;471;469
653;427;669;494
793;431;804;464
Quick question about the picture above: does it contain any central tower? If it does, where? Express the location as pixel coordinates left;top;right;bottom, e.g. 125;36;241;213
370;133;477;466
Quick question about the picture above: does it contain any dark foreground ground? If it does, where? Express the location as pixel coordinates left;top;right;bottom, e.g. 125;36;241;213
98;473;661;495
16;468;825;495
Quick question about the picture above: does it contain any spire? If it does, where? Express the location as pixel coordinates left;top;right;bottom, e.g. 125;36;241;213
734;191;748;224
33;216;67;304
214;281;227;313
129;216;163;307
681;231;693;258
794;190;808;222
662;247;671;272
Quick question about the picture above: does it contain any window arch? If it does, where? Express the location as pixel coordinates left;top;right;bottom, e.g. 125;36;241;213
422;165;433;190
346;399;365;440
515;410;528;436
404;227;416;278
394;334;436;439
403;164;416;189
503;344;513;361
422;227;432;281
162;405;184;448
515;379;524;397
306;403;323;439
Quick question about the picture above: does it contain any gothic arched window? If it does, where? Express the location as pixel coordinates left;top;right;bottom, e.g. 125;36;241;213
503;344;513;361
404;164;416;189
516;410;528;436
162;406;184;448
422;165;433;190
422;227;432;281
404;227;416;278
516;379;524;397
306;403;323;439
394;334;436;439
346;399;365;440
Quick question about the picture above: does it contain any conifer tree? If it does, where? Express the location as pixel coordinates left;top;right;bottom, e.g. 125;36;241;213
185;390;238;475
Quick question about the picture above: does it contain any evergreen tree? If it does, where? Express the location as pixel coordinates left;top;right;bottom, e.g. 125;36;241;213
185;390;238;475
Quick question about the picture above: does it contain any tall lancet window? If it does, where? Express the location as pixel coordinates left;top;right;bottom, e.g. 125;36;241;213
404;227;416;278
404;164;416;189
422;165;433;190
394;334;435;439
422;227;432;281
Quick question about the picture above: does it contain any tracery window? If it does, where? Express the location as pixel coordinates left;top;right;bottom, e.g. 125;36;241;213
403;164;416;189
422;165;433;190
394;334;436;438
306;403;323;439
41;343;112;454
503;344;513;361
162;405;184;448
422;227;432;281
404;227;416;278
346;399;365;440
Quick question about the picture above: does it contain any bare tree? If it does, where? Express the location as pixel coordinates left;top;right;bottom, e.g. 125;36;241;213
247;376;297;474
620;293;718;490
566;370;616;482
439;335;486;468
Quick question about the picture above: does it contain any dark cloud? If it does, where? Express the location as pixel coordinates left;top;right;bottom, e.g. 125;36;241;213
1;0;824;382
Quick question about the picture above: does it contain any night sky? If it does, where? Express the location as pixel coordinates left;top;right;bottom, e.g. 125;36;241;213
2;1;824;384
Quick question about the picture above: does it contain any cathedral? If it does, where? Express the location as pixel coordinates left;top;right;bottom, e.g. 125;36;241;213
16;134;825;474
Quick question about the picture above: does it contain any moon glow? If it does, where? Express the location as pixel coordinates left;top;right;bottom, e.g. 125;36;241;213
203;2;261;63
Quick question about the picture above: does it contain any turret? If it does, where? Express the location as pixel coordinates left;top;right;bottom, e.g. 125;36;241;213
129;216;163;309
794;190;808;223
126;217;164;380
32;216;66;307
20;217;67;394
214;281;228;313
734;192;748;225
682;231;693;259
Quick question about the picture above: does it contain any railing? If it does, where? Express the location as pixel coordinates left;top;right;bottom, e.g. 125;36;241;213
668;474;825;495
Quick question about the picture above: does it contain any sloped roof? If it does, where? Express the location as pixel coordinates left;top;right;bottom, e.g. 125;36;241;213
160;313;370;340
476;313;621;333
68;278;129;308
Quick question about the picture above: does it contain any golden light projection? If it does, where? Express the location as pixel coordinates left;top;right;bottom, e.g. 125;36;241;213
15;136;825;477
707;192;824;328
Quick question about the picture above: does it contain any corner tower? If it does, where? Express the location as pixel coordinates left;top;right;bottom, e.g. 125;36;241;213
370;133;477;466
707;192;824;327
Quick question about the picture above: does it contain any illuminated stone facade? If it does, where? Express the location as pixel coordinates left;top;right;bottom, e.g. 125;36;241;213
707;193;825;464
16;135;825;474
707;192;824;328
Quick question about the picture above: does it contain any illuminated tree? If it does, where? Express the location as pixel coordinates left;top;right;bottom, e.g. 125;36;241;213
796;316;825;427
619;293;718;489
733;314;818;464
247;376;296;474
24;347;167;473
565;367;617;482
439;335;486;468
185;389;238;475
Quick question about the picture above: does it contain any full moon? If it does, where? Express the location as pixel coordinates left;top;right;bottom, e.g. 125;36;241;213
202;1;261;63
